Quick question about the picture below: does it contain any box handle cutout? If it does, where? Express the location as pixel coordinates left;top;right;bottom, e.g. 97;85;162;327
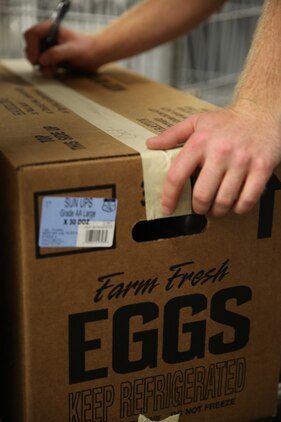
132;214;207;242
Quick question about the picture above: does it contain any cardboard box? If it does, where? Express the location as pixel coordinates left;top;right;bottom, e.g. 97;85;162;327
0;59;281;422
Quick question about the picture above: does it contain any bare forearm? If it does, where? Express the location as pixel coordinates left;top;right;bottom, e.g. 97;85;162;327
234;0;281;120
92;0;226;67
146;1;281;218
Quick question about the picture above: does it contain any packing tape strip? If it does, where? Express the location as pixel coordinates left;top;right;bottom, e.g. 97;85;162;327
2;59;191;220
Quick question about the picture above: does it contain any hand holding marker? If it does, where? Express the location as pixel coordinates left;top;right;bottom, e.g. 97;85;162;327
40;0;71;54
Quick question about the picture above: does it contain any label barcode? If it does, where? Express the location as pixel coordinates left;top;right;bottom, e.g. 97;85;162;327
85;229;109;244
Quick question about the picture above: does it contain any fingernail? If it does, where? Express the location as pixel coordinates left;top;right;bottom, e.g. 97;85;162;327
162;205;172;216
146;137;157;145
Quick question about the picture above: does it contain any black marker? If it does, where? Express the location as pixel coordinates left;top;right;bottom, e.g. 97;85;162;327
40;0;71;54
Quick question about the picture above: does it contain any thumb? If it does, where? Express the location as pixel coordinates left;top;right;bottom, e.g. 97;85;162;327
146;114;197;150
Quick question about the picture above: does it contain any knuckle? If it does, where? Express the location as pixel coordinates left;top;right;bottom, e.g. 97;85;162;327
249;179;263;198
24;24;38;39
166;169;180;188
234;149;251;168
253;156;272;174
211;207;228;217
193;190;211;207
245;197;257;208
216;196;233;209
214;143;232;161
239;193;260;212
234;199;255;215
234;207;246;215
191;132;207;149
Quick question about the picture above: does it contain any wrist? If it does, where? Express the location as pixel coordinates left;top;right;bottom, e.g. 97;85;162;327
87;31;113;70
230;96;281;124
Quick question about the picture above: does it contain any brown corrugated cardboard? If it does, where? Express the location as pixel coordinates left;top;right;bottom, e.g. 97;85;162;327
0;59;281;422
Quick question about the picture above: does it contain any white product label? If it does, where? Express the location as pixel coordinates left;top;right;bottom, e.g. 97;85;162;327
39;197;117;248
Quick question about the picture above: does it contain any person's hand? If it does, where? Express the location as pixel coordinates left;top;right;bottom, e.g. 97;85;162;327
24;21;100;75
147;103;281;217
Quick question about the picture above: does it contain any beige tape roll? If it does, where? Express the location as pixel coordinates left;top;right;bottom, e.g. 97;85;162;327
2;59;191;220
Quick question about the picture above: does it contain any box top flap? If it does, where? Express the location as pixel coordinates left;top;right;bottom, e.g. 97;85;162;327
0;60;215;170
